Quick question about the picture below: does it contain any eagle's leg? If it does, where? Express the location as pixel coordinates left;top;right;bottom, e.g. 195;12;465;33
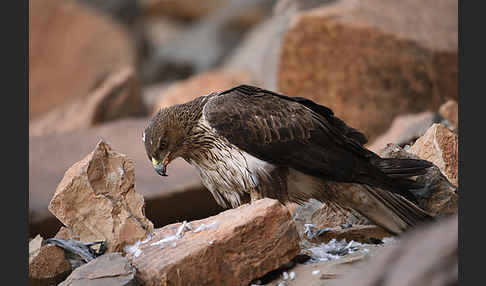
249;188;264;203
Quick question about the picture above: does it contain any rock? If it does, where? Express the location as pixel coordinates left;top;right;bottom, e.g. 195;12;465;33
327;215;458;286
29;0;142;121
29;235;72;286
126;198;300;286
141;0;227;21
278;0;458;141
30;67;144;137
366;112;441;153
59;253;139;286
141;0;270;83
380;144;458;216
409;124;459;187
141;82;172;112
48;140;154;252
29;235;44;262
75;0;142;28
152;69;254;114
439;100;458;131
29;118;222;239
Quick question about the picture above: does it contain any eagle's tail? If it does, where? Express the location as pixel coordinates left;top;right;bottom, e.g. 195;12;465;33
350;186;435;235
358;157;434;204
347;157;435;234
372;157;433;179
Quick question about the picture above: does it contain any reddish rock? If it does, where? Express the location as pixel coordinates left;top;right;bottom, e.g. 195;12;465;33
48;140;154;252
29;235;72;286
380;143;458;217
439;100;458;131
126;198;300;286
29;118;222;239
153;69;254;114
59;253;139;286
366;112;438;153
278;0;457;141
409;124;458;187
29;0;142;122
30;67;143;137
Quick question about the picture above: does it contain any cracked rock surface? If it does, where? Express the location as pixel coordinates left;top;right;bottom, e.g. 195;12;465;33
48;140;154;252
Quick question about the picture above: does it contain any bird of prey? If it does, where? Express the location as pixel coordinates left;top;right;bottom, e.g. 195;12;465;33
143;85;433;234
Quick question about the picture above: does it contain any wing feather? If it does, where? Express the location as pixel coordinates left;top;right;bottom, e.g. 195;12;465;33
204;85;376;183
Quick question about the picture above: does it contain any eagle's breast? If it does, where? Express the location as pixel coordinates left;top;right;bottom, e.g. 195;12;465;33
185;116;277;208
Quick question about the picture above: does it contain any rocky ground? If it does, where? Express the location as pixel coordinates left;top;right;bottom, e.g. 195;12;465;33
29;0;458;285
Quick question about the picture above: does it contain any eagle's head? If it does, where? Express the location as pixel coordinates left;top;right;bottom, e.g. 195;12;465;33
142;97;207;177
142;106;189;177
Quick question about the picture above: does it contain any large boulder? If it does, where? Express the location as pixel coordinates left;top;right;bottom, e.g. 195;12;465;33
29;0;143;124
277;0;458;141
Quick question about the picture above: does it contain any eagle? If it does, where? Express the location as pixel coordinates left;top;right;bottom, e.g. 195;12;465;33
143;85;433;234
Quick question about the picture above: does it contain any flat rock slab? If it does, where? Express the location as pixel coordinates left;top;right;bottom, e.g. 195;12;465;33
125;198;300;286
59;253;139;286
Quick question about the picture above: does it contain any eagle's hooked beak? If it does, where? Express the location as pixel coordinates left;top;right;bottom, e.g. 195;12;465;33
152;153;170;177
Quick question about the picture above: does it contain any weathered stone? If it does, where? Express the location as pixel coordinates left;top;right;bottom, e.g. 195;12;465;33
153;69;254;114
366;112;440;153
59;253;139;286
439;100;458;131
126;198;300;286
29;0;141;121
29;235;72;286
409;124;458;187
29;235;44;263
29;118;221;239
224;0;338;91
48;140;154;252
380;144;458;216
327;215;458;286
141;0;271;83
141;0;227;21
278;0;458;141
30;68;144;137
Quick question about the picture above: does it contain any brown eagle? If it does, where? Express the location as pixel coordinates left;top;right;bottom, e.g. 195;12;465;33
143;85;433;234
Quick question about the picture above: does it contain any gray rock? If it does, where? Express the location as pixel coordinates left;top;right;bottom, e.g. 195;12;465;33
59;253;140;286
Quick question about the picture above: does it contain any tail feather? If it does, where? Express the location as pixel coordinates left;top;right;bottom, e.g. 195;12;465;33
353;186;434;235
372;158;433;179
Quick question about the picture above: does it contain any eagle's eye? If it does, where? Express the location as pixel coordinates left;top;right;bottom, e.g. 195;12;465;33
158;137;168;150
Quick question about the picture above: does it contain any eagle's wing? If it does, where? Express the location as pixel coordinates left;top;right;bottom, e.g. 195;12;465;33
204;85;378;183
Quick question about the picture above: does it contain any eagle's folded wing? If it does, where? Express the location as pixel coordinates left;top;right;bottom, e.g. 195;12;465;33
203;85;377;181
